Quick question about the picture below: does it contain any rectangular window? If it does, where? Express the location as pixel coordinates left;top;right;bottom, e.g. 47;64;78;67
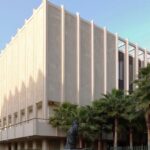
0;120;2;129
3;118;7;128
139;60;142;70
118;51;124;90
28;106;33;120
8;115;12;126
36;102;42;119
119;61;123;80
14;113;18;124
21;109;25;122
129;56;133;93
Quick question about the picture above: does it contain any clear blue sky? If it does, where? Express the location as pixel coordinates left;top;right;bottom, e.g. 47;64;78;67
0;0;150;50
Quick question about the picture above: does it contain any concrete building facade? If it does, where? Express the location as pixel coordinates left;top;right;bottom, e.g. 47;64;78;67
0;0;149;149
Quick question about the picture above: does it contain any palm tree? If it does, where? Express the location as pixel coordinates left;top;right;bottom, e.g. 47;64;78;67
100;89;127;149
50;101;110;149
134;63;150;148
49;102;78;131
78;105;100;148
92;99;112;150
50;102;104;149
123;94;142;149
80;104;111;149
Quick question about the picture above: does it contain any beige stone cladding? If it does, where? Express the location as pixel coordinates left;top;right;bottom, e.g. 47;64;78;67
0;0;149;149
0;3;45;129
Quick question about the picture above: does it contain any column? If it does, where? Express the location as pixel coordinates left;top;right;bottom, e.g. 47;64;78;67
124;39;129;93
33;141;37;150
115;33;119;90
43;0;48;120
91;20;94;101
33;6;36;122
5;145;9;150
144;49;147;67
0;145;6;150
134;44;138;79
42;140;48;150
60;140;64;150
24;142;28;150
76;12;80;104
103;27;107;94
11;144;15;150
61;5;65;103
17;143;21;150
133;44;138;89
25;19;28;123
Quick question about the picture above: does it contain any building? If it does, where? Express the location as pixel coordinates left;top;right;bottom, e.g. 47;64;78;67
0;0;149;149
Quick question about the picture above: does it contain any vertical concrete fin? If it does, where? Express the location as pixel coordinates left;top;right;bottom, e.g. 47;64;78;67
115;33;119;90
134;44;139;80
76;12;80;105
43;0;48;119
91;20;94;101
124;39;129;93
144;49;147;67
61;5;65;103
103;27;107;94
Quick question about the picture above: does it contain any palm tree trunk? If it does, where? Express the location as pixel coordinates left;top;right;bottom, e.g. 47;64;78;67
147;123;150;150
98;133;103;150
114;117;118;150
145;111;150;150
79;137;83;148
129;128;133;150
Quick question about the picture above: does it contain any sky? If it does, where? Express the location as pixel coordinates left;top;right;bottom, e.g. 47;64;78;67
0;0;150;50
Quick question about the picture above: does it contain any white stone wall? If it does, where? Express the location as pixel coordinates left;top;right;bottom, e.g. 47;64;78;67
0;1;148;141
46;2;118;106
79;19;92;105
107;32;118;92
46;3;62;102
64;12;77;104
0;3;45;127
94;25;105;99
46;3;118;106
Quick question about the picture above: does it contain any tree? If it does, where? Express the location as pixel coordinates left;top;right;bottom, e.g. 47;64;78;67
134;63;150;148
79;103;112;149
92;99;112;150
78;105;100;148
100;89;127;149
49;102;78;131
50;102;109;149
123;94;143;149
49;102;102;149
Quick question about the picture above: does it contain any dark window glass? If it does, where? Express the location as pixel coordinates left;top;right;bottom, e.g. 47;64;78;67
129;56;133;93
118;52;124;90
